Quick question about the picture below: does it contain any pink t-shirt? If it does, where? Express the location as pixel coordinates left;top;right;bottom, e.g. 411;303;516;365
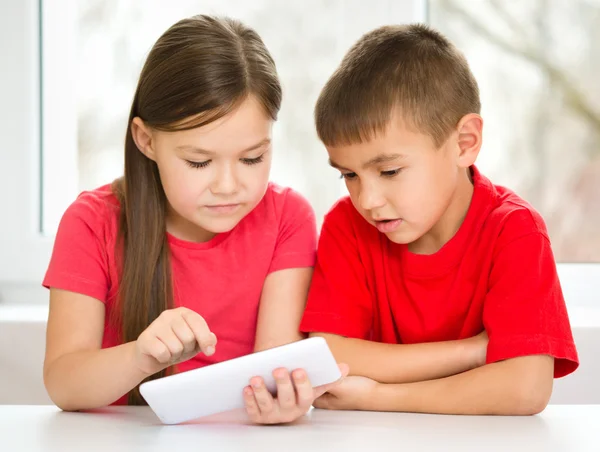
43;182;317;405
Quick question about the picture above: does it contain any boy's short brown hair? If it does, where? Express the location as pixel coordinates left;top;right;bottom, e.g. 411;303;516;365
315;23;480;148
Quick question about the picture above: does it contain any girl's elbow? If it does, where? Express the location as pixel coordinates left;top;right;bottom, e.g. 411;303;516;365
44;371;79;412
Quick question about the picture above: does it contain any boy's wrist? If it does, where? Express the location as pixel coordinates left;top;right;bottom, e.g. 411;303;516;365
364;380;385;411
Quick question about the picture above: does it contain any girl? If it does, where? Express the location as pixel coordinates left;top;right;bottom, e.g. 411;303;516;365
42;14;346;425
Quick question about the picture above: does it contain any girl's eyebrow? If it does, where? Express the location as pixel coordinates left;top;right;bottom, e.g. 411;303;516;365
176;138;271;155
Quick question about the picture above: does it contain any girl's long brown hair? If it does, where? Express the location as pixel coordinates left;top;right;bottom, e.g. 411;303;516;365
111;15;281;405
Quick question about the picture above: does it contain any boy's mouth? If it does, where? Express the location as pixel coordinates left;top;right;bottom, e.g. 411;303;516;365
374;218;402;233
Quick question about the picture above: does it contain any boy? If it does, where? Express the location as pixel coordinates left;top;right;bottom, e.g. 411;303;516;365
300;24;578;415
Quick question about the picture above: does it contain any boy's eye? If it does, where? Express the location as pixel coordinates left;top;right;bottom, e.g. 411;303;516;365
339;172;357;180
185;160;211;169
241;155;264;166
381;168;401;177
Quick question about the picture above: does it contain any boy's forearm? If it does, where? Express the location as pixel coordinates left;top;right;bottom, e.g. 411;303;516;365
44;342;149;411
369;355;553;415
312;332;484;384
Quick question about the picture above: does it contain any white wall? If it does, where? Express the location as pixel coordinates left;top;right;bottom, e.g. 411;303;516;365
551;327;600;404
0;309;598;406
0;310;51;405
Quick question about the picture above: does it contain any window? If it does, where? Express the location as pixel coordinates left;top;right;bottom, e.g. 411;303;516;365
1;0;425;300
429;0;600;307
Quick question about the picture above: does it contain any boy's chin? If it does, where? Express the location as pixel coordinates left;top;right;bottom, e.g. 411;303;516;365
381;228;423;246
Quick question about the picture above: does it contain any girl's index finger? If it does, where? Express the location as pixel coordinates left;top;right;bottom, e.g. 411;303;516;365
181;310;217;356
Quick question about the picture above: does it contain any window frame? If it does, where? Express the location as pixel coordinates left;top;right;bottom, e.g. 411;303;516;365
0;0;53;291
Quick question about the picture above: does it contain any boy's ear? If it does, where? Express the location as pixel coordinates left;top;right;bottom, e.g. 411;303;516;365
455;113;483;168
131;117;157;161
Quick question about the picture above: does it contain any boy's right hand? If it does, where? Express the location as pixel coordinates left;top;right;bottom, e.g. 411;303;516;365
134;307;217;376
471;330;489;368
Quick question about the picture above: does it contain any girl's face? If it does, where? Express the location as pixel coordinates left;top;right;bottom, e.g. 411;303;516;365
132;96;273;242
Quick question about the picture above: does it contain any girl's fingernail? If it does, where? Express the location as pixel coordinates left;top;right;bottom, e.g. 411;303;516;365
252;380;261;389
205;346;215;355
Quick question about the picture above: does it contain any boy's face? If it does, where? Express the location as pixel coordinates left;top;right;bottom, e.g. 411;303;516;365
327;116;479;253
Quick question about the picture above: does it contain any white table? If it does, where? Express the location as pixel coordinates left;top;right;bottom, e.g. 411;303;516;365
1;405;598;451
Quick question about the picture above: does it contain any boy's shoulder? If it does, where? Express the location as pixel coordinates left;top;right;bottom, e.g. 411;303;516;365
484;179;550;249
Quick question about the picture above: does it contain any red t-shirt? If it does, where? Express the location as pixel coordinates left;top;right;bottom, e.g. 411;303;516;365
43;182;317;404
300;166;578;378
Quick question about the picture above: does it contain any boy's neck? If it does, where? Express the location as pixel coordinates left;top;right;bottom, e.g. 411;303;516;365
408;167;475;255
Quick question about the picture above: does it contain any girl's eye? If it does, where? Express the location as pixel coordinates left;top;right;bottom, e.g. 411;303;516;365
381;168;401;177
185;160;211;169
241;155;264;166
339;172;357;180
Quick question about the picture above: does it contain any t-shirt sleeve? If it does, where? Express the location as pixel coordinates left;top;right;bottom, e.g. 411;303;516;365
299;201;373;339
483;222;579;378
267;188;318;274
42;197;110;303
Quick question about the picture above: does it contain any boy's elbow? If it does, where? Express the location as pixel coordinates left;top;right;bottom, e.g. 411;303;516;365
513;384;551;415
508;356;554;415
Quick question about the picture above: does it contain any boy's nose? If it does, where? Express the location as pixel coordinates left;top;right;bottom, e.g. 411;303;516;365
358;184;386;211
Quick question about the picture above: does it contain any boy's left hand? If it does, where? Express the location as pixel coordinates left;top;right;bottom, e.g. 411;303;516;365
243;364;349;424
312;375;379;411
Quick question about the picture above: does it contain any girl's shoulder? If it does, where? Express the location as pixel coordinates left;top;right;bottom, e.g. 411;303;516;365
59;183;121;241
254;182;315;222
235;182;316;242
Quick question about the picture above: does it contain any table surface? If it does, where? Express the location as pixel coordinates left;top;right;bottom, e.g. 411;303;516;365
1;405;599;452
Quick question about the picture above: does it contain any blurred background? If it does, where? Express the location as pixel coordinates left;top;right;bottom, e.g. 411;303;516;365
42;0;600;262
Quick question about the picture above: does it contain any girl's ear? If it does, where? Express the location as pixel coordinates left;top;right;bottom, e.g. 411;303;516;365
131;117;157;161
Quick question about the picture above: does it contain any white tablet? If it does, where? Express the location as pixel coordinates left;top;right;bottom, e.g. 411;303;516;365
139;336;341;424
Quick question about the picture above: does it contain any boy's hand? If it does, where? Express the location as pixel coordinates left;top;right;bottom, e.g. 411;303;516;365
313;375;379;411
470;330;489;368
243;364;349;424
134;307;217;376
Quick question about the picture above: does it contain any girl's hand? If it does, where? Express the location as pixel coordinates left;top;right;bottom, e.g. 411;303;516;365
134;307;217;376
243;363;349;424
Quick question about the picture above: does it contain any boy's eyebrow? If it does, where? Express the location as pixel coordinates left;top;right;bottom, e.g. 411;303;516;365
328;159;350;171
176;138;271;155
329;153;405;171
362;153;406;169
